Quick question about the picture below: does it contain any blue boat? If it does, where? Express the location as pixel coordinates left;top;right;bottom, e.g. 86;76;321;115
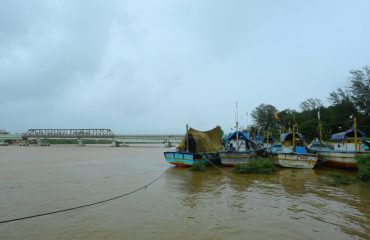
164;126;223;167
164;152;219;167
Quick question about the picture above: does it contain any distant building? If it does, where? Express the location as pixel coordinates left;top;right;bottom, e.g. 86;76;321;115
0;129;9;135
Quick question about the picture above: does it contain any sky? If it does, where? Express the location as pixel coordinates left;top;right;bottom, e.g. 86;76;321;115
1;0;370;134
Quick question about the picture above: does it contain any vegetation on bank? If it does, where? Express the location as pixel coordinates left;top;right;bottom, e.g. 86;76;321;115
357;155;370;182
249;66;370;141
325;156;370;186
189;161;206;172
233;158;275;174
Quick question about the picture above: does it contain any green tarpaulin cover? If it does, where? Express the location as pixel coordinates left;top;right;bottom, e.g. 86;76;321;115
177;126;224;153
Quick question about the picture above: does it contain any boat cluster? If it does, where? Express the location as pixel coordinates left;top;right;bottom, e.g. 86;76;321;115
164;125;370;170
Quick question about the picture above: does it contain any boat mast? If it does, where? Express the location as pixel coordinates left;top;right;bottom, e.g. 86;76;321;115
186;124;189;152
236;101;239;149
318;110;323;143
354;117;358;151
292;124;296;151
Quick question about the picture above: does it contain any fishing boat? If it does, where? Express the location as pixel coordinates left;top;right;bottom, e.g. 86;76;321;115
275;125;318;169
308;116;370;170
164;126;223;167
309;129;370;170
218;131;262;166
267;143;282;161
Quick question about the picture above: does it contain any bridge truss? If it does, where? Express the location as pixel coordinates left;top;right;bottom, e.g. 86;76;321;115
22;129;115;139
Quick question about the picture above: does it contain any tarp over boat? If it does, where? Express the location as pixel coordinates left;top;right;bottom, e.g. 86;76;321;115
227;131;249;141
280;132;306;143
330;128;367;141
177;126;224;153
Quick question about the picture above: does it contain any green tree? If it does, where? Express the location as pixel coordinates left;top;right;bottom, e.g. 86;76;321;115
348;66;370;116
251;104;278;130
300;98;323;111
278;109;297;132
328;88;351;105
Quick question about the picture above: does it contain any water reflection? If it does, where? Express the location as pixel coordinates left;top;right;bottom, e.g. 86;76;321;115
165;167;227;208
278;168;318;195
165;165;370;239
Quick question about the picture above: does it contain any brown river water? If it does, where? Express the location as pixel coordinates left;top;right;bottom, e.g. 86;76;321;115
0;145;369;240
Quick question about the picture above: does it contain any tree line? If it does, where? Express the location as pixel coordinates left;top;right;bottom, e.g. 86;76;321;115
249;66;370;141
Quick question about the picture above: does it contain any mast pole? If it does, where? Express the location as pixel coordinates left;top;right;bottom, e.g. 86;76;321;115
354;117;358;151
186;124;189;152
292;124;296;151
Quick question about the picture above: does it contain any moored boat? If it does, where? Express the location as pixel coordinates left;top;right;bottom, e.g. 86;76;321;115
275;126;318;169
164;152;218;167
218;131;261;166
164;126;223;167
309;127;370;170
277;151;318;169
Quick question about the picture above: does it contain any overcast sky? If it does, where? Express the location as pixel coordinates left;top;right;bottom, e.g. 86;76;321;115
1;0;370;134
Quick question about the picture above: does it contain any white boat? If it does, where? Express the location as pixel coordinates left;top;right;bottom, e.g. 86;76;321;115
219;131;261;166
309;128;370;170
275;128;318;169
277;152;318;169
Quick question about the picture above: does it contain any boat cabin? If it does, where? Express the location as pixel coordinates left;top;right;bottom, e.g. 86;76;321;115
225;131;260;152
280;132;306;147
330;129;368;151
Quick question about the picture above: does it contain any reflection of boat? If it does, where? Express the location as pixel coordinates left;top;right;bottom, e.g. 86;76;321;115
164;126;223;167
276;126;318;169
309;128;370;170
218;131;262;166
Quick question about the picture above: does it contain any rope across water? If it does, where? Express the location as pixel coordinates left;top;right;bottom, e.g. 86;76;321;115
0;168;169;225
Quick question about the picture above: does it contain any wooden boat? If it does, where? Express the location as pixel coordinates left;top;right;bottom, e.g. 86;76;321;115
267;143;282;161
275;126;318;169
164;126;223;167
164;152;218;167
218;131;261;166
277;151;318;169
309;127;370;170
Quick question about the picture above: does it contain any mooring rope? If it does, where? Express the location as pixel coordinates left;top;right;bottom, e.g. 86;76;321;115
200;154;248;179
0;169;168;225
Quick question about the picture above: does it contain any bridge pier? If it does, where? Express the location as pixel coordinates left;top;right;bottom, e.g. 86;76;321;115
111;139;129;147
37;138;50;146
111;140;119;147
0;140;8;146
76;138;85;146
20;139;29;146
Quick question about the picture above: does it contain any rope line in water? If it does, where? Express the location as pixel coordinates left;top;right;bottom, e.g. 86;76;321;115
201;154;249;179
0;169;168;225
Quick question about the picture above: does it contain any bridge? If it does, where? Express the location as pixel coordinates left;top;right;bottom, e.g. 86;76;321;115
22;129;115;139
7;129;183;147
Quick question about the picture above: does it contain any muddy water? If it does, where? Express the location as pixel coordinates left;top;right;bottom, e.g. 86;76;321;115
0;145;369;240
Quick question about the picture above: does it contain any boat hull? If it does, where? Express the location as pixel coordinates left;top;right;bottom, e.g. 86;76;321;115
219;151;257;166
277;153;318;169
164;152;219;167
316;151;370;170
